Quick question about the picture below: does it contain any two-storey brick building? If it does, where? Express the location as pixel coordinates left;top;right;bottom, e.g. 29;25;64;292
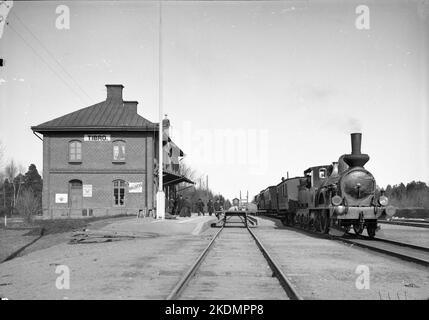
31;84;191;218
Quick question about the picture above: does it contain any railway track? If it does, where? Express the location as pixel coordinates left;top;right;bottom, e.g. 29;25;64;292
339;235;429;267
378;220;429;229
261;214;429;267
166;216;302;300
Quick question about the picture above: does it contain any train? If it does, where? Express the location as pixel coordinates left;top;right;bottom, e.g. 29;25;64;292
255;133;395;238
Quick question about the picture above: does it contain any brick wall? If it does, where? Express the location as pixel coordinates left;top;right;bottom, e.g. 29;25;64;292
43;131;156;218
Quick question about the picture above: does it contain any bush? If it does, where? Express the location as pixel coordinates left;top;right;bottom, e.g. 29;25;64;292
16;189;41;222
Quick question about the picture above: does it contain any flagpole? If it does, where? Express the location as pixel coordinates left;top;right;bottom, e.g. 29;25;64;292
156;0;165;219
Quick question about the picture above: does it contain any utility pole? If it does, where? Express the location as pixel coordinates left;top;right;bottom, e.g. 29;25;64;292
156;0;165;220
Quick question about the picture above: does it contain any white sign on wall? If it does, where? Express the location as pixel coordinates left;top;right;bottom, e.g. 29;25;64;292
84;134;111;142
83;185;92;197
55;194;68;203
129;182;143;193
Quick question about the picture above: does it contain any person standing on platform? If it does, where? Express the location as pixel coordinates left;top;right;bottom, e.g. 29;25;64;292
178;195;186;217
197;198;205;216
214;198;221;219
184;197;192;217
168;196;175;215
207;199;214;216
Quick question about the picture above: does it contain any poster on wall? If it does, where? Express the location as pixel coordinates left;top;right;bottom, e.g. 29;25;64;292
83;184;93;197
129;182;143;193
55;194;68;203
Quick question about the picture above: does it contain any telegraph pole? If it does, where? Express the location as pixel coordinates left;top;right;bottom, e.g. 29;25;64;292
156;0;165;219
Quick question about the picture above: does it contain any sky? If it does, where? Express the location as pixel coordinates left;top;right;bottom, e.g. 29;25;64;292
0;0;428;201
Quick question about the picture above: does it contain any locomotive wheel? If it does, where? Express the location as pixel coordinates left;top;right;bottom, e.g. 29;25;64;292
299;215;304;228
285;215;291;226
289;215;295;227
353;224;364;235
367;224;377;238
314;215;321;232
309;218;317;232
303;216;309;229
319;210;330;234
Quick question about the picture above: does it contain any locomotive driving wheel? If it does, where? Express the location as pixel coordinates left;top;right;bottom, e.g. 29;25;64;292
366;223;377;238
313;214;321;232
353;224;364;235
289;214;295;227
319;210;330;234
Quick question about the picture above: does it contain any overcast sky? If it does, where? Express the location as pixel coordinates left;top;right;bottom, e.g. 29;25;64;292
0;0;428;200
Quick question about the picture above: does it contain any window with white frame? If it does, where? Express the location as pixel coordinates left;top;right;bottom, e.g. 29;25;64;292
69;140;82;162
113;180;125;206
113;140;126;162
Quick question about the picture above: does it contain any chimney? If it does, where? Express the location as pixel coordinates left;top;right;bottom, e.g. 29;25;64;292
123;101;138;114
106;84;124;101
163;114;170;137
343;133;370;168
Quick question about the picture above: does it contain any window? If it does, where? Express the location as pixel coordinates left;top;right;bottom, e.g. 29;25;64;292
319;168;327;179
113;180;125;206
113;140;126;162
69;141;82;162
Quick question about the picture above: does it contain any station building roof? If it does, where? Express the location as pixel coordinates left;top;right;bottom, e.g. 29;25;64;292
32;84;159;132
31;90;158;133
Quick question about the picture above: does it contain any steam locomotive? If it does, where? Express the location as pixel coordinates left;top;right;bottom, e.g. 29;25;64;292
256;133;395;238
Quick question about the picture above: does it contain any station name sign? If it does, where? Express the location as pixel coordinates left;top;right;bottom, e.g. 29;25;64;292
84;134;111;142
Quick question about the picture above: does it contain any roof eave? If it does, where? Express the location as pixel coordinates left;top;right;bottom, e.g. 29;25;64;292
31;126;159;133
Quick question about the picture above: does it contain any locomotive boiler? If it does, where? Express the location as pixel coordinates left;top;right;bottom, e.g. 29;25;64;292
257;133;395;238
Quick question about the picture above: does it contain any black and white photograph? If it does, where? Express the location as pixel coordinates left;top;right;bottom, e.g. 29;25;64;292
0;0;428;307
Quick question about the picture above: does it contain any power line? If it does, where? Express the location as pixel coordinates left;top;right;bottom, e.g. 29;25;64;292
6;22;89;105
10;11;94;103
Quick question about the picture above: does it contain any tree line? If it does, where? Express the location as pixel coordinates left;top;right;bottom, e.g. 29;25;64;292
384;181;429;209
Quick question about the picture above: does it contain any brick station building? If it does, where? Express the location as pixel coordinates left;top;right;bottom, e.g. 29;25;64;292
31;84;192;218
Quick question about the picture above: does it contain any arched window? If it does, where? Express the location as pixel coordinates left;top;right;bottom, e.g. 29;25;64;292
69;140;82;162
113;180;125;206
112;140;126;162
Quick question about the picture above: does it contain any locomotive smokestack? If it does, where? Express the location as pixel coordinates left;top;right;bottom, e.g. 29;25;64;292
343;133;369;168
351;133;362;155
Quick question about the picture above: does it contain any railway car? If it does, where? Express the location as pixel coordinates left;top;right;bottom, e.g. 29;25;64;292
257;133;395;238
259;186;277;211
275;177;301;222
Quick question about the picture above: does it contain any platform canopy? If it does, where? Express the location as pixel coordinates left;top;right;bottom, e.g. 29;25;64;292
163;170;194;186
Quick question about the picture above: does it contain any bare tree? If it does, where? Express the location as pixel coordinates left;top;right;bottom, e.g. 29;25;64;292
0;170;5;209
5;159;18;211
0;141;5;209
0;140;4;170
179;161;197;181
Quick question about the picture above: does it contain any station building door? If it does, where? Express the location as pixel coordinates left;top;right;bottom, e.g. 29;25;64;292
69;179;83;216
